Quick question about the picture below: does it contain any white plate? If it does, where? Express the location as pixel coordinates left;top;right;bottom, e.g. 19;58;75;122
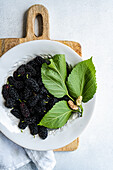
0;40;95;150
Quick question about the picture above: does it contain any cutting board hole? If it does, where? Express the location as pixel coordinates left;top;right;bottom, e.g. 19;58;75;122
35;14;43;37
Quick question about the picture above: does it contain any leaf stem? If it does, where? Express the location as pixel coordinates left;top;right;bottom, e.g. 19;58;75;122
67;94;74;101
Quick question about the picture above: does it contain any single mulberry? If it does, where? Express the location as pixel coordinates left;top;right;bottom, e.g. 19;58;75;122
2;84;10;100
23;87;33;100
14;81;24;90
25;78;39;93
18;120;27;129
13;71;22;81
19;92;24;100
17;64;26;76
27;95;39;107
29;123;39;135
38;126;48;139
7;76;15;85
9;86;19;100
20;102;30;118
5;98;16;108
11;108;21;119
25;64;36;77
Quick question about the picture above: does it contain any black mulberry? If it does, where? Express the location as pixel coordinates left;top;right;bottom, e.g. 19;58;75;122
25;78;39;93
19;92;24;100
5;98;16;108
27;95;39;107
23;87;33;100
20;102;30;118
38;126;48;139
9;86;19;100
25;64;36;77
13;71;22;81
17;64;26;76
18;120;27;129
2;84;10;100
7;76;15;85
29;123;39;135
11;108;21;119
14;81;24;90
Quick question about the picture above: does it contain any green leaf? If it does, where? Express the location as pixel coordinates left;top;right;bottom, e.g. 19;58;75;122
67;57;97;102
38;101;72;129
41;54;68;98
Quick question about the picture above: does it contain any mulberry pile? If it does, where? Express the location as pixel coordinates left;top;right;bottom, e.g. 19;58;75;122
2;56;60;139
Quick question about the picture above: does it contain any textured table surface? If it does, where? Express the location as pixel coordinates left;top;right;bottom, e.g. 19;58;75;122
0;0;113;170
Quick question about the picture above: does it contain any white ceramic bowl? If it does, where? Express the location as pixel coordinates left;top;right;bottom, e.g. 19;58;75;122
0;40;95;150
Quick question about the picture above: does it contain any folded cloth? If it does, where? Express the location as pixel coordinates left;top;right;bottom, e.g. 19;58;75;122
25;149;56;170
0;132;56;170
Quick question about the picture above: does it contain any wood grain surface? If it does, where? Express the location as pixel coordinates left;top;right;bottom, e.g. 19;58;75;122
0;4;81;151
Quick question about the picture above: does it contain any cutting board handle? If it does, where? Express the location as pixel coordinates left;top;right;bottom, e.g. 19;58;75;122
26;5;50;40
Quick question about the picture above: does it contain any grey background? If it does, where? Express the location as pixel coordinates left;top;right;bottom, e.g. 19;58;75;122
0;0;113;170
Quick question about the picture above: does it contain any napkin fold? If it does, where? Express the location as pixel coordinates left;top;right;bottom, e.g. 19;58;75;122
0;132;56;170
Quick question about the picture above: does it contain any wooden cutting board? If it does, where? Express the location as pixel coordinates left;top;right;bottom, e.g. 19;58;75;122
0;4;81;151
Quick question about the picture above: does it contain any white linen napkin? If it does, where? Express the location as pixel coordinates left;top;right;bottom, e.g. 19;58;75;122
0;132;56;170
